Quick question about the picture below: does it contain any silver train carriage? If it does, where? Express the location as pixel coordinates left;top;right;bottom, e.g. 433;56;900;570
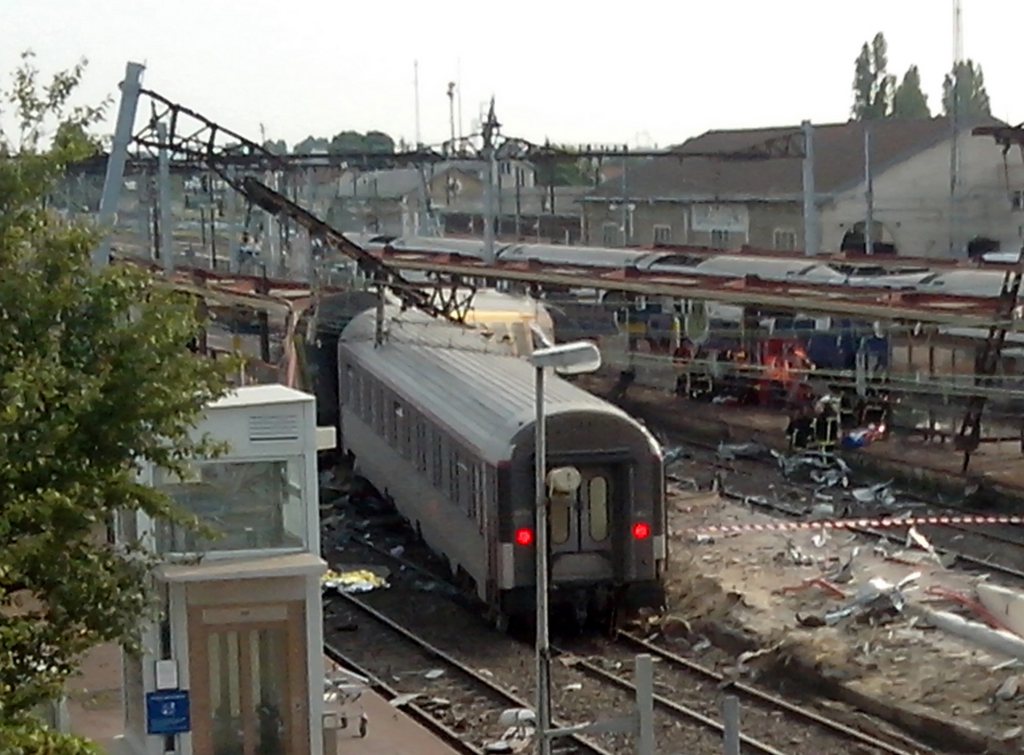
337;307;667;623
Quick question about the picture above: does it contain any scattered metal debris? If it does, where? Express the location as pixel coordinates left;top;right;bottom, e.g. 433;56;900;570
717;441;770;461
995;675;1019;701
819;574;919;627
852;481;897;506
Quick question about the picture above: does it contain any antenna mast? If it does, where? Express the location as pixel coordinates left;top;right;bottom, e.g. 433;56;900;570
457;58;464;144
414;60;422;148
949;0;963;255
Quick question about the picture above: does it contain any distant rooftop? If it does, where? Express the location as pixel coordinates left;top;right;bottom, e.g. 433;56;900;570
584;116;1002;203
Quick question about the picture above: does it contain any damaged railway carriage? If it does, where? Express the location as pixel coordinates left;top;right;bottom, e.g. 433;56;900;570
337;307;666;625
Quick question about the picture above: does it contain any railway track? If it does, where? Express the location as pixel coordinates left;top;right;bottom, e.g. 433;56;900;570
623;632;926;753
324;591;614;755
553;634;925;755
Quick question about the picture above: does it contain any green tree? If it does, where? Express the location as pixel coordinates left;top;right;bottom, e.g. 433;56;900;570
943;59;992;118
537;158;591;187
363;130;395;155
52;121;103;156
328;130;365;154
262;138;287;155
292;135;329;154
852;32;896;120
892;65;931;119
0;53;231;752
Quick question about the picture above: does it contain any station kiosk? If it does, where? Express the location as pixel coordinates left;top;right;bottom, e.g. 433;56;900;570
115;385;328;755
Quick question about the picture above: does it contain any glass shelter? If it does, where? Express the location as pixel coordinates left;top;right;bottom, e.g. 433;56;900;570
115;385;328;755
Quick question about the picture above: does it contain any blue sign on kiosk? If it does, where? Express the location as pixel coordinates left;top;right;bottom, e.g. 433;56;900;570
146;690;191;735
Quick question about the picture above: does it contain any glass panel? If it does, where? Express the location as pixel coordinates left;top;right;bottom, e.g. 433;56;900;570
252;627;288;754
154;459;306;554
589;477;609;542
550;495;571;545
210;631;243;755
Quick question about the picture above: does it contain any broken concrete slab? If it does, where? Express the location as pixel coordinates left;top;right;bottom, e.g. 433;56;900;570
977;582;1024;639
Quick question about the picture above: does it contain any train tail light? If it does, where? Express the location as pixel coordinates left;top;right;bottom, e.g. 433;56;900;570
632;521;652;540
514;528;535;546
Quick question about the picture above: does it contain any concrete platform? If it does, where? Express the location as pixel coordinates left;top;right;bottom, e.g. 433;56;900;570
66;642;123;752
65;646;461;755
331;689;461;755
577;373;1024;504
325;656;462;755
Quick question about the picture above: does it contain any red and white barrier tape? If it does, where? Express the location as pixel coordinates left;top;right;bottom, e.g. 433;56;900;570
685;514;1024;537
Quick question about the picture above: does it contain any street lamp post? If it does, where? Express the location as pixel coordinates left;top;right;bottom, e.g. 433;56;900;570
529;342;602;755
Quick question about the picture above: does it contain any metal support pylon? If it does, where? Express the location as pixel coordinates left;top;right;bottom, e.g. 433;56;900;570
956;264;1023;472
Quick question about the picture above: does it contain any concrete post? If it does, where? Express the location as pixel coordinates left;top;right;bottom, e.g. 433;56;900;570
634;654;655;755
722;695;740;755
484;148;497;263
156;121;173;274
94;61;145;269
864;123;874;256
801;120;819;256
226;166;239;274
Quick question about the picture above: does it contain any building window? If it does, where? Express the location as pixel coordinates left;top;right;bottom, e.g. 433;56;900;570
653;225;672;245
602;222;621;247
1011;190;1024;212
773;229;798;251
710;229;730;249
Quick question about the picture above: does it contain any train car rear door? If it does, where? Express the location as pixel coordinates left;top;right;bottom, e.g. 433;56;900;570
549;466;614;580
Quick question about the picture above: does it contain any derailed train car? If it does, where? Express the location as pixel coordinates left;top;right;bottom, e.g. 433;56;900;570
337;307;666;626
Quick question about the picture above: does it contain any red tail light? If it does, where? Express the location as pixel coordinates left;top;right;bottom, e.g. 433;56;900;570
514;528;535;546
632;522;651;540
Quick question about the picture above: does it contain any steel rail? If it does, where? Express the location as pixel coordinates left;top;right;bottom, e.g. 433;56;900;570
554;647;789;755
615;632;918;755
329;592;613;755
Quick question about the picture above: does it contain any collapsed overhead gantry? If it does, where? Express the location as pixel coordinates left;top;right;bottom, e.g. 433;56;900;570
88;64;479;325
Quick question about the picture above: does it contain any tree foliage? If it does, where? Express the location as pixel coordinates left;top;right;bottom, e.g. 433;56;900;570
943;59;991;119
0;53;232;752
536;158;592;187
892;65;931;119
292;135;329;154
328;130;395;155
852;32;895;120
261;138;287;155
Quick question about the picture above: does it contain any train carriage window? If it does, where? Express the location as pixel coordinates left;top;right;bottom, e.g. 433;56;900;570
431;429;443;488
450;451;461;505
342;364;353;404
550;494;571;545
392;401;404;453
588;476;609;542
415;419;427;472
375;384;385;433
363;378;372;424
466;462;478;519
344;366;355;410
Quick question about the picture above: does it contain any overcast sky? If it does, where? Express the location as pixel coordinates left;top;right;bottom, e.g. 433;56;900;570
2;0;1021;150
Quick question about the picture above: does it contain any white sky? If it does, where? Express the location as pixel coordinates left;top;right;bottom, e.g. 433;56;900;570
2;0;1021;150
